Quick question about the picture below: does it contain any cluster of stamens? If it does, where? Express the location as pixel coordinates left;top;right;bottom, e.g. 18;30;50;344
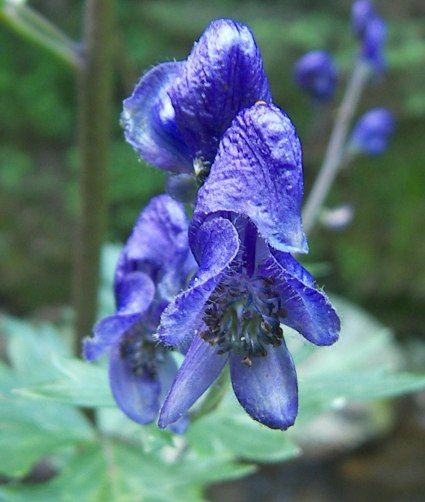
200;276;287;366
119;321;166;377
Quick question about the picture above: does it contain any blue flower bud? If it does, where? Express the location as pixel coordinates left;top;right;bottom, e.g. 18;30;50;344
350;108;395;155
351;1;386;72
294;50;338;102
362;15;386;72
351;0;375;37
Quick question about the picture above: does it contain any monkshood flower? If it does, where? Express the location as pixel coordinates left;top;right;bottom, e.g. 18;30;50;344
351;0;386;72
121;18;271;184
294;50;338;101
350;108;395;155
156;104;340;430
83;195;194;431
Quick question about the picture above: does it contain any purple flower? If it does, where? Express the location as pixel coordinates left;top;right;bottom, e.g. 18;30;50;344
156;105;340;431
157;217;339;430
351;1;386;72
294;50;338;101
350;108;395;155
122;19;271;177
83;195;194;431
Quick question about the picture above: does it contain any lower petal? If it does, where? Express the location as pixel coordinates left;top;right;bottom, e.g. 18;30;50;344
109;346;160;425
158;336;227;428
229;342;298;430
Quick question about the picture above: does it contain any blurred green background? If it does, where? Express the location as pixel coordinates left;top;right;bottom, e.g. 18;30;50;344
0;0;424;500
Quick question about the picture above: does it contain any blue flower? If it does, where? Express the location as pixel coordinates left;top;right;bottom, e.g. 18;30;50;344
351;1;386;72
294;50;338;101
156;106;340;431
121;19;271;179
83;195;194;431
350;108;395;155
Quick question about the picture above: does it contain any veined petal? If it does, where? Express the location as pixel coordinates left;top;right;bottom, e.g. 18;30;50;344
116;271;155;315
83;313;142;361
109;346;160;425
115;194;191;297
194;103;308;253
157;217;240;350
229;342;298;430
122;62;191;173
158;336;227;428
169;19;271;164
262;251;340;346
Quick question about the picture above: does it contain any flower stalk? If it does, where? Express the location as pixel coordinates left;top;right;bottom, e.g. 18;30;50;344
302;62;370;234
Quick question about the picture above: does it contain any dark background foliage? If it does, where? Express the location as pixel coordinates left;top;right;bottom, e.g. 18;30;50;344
0;1;424;499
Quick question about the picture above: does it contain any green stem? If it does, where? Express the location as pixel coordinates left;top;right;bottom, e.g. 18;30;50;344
190;367;230;422
302;62;370;234
73;0;115;354
0;2;81;69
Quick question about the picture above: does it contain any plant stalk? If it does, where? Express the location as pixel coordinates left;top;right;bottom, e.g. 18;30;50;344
74;0;115;354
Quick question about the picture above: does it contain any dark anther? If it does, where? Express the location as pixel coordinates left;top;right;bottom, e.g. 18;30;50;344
242;356;252;366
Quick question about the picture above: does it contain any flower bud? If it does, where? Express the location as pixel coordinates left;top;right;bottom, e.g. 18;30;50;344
294;50;338;102
350;108;395;155
351;1;386;72
351;0;375;37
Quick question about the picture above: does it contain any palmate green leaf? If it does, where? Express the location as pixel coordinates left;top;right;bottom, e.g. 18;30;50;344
0;362;94;477
0;317;95;477
2;314;72;382
0;439;253;502
96;407;175;452
298;371;425;423
16;357;115;407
